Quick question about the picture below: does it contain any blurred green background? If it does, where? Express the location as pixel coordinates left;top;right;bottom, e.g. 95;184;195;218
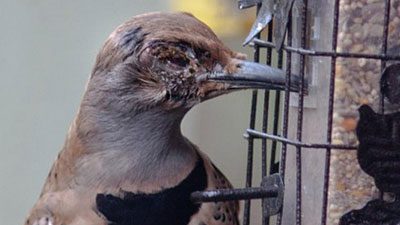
0;1;268;224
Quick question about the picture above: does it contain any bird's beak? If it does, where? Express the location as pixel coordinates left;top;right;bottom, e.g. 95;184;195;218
199;60;304;92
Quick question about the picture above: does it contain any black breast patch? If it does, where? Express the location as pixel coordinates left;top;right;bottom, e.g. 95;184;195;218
96;158;207;225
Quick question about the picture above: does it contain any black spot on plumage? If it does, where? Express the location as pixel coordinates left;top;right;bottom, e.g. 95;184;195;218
96;158;207;225
120;27;142;49
119;26;148;61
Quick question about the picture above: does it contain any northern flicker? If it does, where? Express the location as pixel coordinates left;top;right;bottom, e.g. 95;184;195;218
24;12;300;225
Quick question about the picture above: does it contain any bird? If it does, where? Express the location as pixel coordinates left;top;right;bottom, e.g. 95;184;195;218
356;105;400;193
339;198;400;225
24;12;300;225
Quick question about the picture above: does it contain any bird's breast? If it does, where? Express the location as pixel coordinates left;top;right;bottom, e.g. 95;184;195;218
95;157;208;225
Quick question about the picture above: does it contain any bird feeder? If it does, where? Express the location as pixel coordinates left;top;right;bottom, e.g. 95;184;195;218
192;0;400;225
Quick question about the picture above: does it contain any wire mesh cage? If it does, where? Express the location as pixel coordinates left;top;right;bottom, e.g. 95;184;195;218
192;0;400;225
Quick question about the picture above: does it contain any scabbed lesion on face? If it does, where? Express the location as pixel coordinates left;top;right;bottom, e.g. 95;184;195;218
91;12;248;111
136;39;239;109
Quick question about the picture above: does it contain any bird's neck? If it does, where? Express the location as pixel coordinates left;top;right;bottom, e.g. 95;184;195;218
77;105;187;149
70;106;198;187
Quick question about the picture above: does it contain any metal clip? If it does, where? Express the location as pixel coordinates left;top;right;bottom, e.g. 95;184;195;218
243;0;274;46
262;173;284;216
240;0;295;50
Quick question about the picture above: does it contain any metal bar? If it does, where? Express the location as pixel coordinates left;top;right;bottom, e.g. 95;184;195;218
262;97;270;225
381;0;391;70
262;90;270;225
266;22;274;65
262;21;274;225
270;52;284;175
246;129;357;150
377;0;392;200
251;39;400;61
380;0;392;114
244;89;257;225
276;12;293;225
243;4;261;223
296;1;309;224
321;0;340;223
191;187;278;203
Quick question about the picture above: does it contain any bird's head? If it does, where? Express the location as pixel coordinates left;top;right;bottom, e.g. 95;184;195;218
85;12;300;115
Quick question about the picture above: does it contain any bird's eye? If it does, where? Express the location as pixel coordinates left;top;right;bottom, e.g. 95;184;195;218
168;55;190;67
150;43;192;69
203;51;211;59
